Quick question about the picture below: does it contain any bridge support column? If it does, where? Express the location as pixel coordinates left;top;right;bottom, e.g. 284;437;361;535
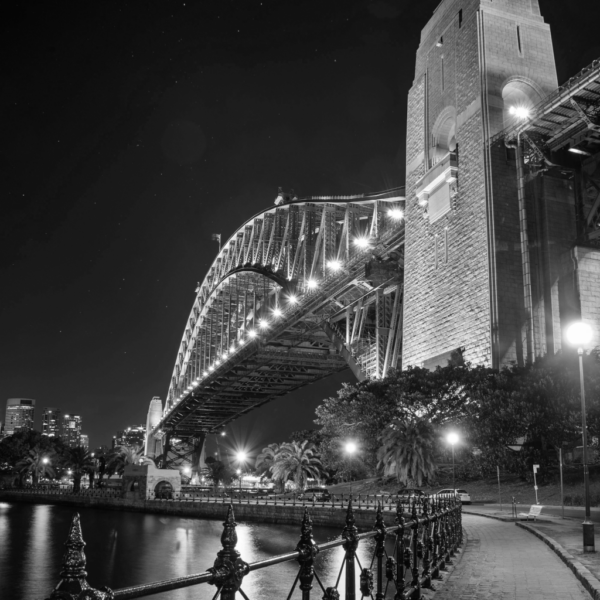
162;432;172;469
191;433;206;484
323;323;367;381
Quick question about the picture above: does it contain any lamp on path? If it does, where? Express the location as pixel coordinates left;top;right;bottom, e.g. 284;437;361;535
345;441;357;496
447;432;459;493
566;321;595;553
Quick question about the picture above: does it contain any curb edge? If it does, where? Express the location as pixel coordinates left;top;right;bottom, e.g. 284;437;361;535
516;522;600;600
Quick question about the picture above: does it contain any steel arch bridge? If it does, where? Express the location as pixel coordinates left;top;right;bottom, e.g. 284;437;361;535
149;189;406;471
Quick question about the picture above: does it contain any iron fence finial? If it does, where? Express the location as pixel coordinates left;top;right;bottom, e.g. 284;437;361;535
209;504;249;599
45;513;113;600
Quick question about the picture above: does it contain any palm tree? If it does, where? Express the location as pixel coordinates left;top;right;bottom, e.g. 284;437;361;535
271;441;324;491
66;447;95;493
106;445;146;477
377;418;437;487
16;446;56;486
255;443;285;492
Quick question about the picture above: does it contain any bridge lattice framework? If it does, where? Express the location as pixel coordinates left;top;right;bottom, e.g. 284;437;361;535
150;191;406;470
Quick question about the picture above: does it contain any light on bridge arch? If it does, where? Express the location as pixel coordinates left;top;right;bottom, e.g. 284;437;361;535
287;294;298;304
354;236;370;249
209;365;214;371
222;351;228;358
203;370;209;376
388;208;404;220
248;330;257;338
272;307;283;318
258;318;270;329
307;279;318;289
327;259;342;272
509;105;530;120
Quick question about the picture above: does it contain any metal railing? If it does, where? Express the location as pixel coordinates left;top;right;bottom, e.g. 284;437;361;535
2;485;122;498
147;490;422;511
45;494;462;600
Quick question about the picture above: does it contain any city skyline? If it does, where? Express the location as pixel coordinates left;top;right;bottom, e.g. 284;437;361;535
1;0;599;449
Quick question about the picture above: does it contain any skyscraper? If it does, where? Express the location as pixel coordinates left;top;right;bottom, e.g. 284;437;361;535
144;396;163;457
4;398;36;436
42;407;62;437
123;425;145;448
60;413;82;448
80;434;89;450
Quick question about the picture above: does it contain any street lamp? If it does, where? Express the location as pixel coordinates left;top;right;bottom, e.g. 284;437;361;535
42;457;49;465
447;432;459;493
236;452;247;493
567;320;595;553
345;442;357;496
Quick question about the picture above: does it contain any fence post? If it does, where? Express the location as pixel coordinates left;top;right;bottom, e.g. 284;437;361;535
342;497;359;600
432;495;443;573
296;508;319;600
44;513;113;600
410;500;421;599
373;503;385;600
395;499;406;594
208;505;249;600
421;496;432;588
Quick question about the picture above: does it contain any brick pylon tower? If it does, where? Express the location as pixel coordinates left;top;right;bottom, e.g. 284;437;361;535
402;0;559;368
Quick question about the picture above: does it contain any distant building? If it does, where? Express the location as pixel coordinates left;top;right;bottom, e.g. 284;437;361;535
4;398;35;436
145;396;163;457
123;425;145;448
60;414;82;448
113;425;145;449
80;434;89;450
42;407;62;437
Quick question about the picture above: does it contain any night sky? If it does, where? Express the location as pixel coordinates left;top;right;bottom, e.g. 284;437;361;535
2;0;599;456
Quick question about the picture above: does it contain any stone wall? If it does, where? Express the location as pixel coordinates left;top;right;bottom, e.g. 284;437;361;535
403;0;559;369
0;491;390;530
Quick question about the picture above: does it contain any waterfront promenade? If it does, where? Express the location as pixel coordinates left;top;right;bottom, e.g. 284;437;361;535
3;488;599;598
433;514;590;600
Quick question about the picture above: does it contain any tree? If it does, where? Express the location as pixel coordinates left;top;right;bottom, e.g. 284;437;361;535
204;456;234;491
16;446;56;486
66;447;95;493
0;429;69;476
377;418;437;487
255;443;284;490
106;445;145;476
315;365;476;475
270;441;324;491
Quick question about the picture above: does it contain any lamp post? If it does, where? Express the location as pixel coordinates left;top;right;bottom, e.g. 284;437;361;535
567;321;595;553
447;433;459;493
344;441;357;496
236;451;246;494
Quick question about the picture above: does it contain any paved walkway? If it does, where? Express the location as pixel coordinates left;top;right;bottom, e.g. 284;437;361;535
431;514;590;599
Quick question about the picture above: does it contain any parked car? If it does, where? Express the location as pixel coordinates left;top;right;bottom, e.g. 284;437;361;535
299;487;331;501
437;488;471;504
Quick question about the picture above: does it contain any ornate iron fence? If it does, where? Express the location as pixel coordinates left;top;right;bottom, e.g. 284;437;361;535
44;495;462;600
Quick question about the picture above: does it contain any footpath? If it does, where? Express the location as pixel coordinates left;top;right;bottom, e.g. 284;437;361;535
461;503;600;599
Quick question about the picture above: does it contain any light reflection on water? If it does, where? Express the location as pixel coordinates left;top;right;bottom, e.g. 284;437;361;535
0;503;388;600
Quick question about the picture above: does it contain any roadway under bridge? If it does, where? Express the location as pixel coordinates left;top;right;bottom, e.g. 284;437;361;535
148;189;406;473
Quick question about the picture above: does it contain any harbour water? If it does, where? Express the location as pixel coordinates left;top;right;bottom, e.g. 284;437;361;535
0;501;382;600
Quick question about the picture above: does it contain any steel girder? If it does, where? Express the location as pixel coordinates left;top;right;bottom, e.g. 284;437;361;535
153;191;405;443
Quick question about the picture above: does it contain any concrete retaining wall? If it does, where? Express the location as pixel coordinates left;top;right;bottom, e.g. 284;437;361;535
0;492;391;530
